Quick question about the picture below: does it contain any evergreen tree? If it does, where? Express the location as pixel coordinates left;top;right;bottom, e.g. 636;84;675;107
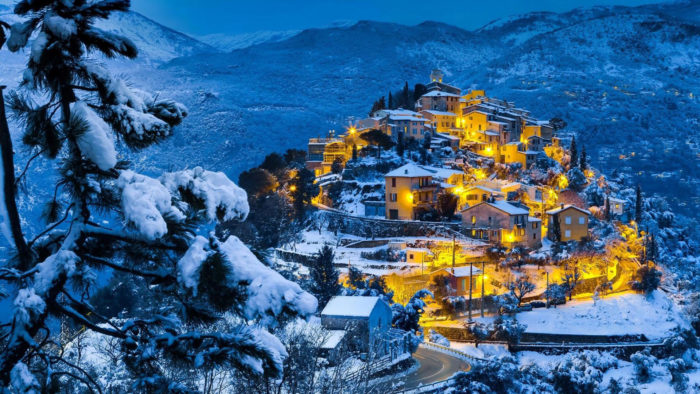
0;1;316;389
604;196;611;221
413;83;427;102
647;233;659;263
436;191;458;219
330;157;343;174
552;214;562;242
402;81;410;109
396;131;405;158
352;143;358;161
635;184;643;223
360;129;394;159
290;168;319;219
388;92;394;109
569;136;578;169
310;246;340;308
423;132;432;151
579;145;587;170
238;168;278;197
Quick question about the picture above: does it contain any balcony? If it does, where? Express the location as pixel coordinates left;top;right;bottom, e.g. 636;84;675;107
410;182;438;191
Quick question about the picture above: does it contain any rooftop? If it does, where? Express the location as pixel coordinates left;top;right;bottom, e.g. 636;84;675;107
547;204;592;215
321;296;383;318
422;90;460;98
386;163;434;178
421;110;457;117
434;266;483;278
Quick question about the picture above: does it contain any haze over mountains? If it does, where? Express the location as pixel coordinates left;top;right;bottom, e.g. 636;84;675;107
0;0;698;224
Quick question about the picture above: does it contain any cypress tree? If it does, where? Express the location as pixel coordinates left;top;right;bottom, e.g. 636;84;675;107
396;131;405;158
580;145;587;170
310;246;340;308
388;92;394;109
635;184;643;223
403;81;410;109
552;214;562;242
352;143;358;161
570;136;578;169
604;196;611;221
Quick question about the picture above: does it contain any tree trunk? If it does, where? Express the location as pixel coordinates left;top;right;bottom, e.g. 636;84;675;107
0;86;31;270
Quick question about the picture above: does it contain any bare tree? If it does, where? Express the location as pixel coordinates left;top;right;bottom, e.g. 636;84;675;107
507;276;536;306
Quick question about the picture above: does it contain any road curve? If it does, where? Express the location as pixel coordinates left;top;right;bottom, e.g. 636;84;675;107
399;345;470;390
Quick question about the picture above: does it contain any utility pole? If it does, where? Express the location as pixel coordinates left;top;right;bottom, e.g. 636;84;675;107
546;271;550;308
451;233;456;274
468;261;473;322
481;261;485;318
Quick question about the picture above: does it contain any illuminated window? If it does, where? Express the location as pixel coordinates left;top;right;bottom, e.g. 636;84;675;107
471;215;476;224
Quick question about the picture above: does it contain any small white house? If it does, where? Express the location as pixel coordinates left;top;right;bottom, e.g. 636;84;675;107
608;197;625;216
321;296;393;352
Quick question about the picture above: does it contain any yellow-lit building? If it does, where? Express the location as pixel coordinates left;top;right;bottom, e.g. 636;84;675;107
385;164;438;220
420;110;458;133
546;204;591;242
306;135;347;176
461;200;541;248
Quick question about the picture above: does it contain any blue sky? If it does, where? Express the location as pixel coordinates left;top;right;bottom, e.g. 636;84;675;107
131;0;663;36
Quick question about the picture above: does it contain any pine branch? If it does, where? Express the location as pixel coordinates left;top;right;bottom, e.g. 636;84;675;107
28;203;74;248
82;254;171;280
14;147;46;188
53;303;126;339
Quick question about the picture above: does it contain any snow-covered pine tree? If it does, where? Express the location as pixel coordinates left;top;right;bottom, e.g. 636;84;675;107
0;1;316;391
569;136;578;169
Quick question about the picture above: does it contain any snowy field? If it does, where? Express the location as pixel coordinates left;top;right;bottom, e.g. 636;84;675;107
517;290;688;339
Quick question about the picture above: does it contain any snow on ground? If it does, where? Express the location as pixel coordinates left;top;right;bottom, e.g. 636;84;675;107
517;290;688;339
450;341;510;359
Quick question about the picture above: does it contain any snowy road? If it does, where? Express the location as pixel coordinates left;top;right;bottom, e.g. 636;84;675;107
399;346;470;390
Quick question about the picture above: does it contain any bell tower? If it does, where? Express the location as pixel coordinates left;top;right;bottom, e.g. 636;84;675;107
430;69;444;83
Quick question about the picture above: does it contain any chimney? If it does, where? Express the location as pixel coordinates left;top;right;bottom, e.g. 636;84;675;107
560;203;564;209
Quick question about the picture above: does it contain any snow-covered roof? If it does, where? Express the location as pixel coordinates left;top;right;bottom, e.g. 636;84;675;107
434;132;460;141
406;248;432;254
546;204;591;215
528;217;542;222
321;330;347;349
434;266;482;278
484;131;500;136
488;200;530;215
421;110;457;117
463;200;528;215
321;296;383;318
385;163;434;178
422;90;460;98
609;197;626;203
419;165;463;180
466;185;503;194
389;115;427;122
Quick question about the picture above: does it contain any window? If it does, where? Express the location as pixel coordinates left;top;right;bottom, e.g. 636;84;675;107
579;217;585;225
461;278;466;290
615;204;620;209
390;193;397;202
471;215;476;224
533;233;537;239
565;230;571;238
532;222;538;229
409;254;414;260
565;216;572;224
391;177;396;187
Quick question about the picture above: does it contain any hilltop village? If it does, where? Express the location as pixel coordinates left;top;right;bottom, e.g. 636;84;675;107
226;70;697;392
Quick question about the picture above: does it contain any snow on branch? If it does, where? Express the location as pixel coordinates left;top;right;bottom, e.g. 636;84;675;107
219;236;317;322
116;170;185;240
161;167;249;223
72;101;117;171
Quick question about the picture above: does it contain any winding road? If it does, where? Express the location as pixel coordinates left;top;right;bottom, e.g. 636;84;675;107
399;345;471;390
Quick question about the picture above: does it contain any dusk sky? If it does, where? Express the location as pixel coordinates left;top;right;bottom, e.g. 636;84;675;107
131;0;663;37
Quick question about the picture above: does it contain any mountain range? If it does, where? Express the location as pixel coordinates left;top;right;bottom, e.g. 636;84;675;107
0;0;698;225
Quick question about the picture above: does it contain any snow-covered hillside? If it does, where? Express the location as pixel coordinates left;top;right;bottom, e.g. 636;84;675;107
198;30;301;52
